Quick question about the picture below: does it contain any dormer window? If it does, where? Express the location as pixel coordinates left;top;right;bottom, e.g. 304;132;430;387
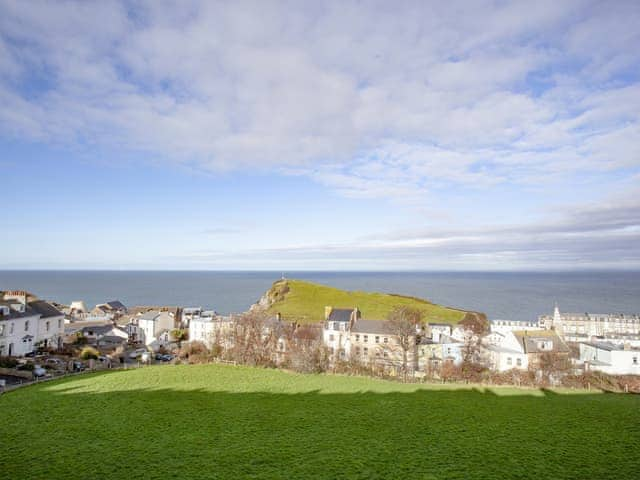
537;340;553;350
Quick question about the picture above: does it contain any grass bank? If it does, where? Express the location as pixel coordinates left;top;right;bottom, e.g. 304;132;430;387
265;279;469;324
1;364;639;479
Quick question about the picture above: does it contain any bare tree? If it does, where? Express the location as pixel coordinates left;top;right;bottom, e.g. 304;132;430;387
385;307;422;381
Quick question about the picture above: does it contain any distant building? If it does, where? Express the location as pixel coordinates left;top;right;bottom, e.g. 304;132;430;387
136;310;177;349
189;310;234;347
540;305;640;343
579;342;640;375
490;319;542;335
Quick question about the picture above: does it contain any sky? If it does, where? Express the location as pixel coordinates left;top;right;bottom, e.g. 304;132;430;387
1;0;639;271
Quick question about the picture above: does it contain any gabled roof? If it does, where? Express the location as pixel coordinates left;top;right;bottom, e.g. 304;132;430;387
106;300;126;310
351;319;389;335
327;308;355;323
512;330;570;354
138;311;161;321
29;300;64;318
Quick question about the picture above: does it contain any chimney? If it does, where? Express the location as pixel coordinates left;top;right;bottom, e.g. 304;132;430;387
324;306;333;320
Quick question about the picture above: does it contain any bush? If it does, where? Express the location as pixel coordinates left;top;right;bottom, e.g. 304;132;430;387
0;356;18;368
80;346;100;360
17;363;35;371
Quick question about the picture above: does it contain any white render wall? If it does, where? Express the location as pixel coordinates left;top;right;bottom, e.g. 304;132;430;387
0;313;40;356
579;343;640;375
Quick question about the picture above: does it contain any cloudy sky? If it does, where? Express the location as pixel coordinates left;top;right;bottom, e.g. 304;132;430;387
1;0;639;270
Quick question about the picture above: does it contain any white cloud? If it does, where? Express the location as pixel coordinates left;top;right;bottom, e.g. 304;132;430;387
0;0;638;200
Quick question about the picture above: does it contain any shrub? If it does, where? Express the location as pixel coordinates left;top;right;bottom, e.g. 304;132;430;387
0;356;18;368
80;346;100;360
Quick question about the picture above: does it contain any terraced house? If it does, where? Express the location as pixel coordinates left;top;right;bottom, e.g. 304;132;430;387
0;290;65;356
322;306;418;373
540;305;640;344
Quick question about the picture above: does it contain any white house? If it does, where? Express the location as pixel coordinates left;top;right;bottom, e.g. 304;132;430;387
428;323;452;342
0;291;65;356
137;310;176;349
483;330;569;372
189;311;234;347
579;342;640;375
322;307;360;360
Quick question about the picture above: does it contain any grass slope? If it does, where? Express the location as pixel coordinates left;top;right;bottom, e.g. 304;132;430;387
2;365;639;480
266;279;467;324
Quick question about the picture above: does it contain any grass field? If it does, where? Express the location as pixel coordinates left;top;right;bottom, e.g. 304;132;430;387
1;365;639;479
266;279;467;324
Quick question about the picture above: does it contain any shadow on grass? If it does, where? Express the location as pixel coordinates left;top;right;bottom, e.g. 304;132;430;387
1;372;639;480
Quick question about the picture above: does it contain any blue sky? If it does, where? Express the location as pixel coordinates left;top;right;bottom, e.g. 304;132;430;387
1;0;639;270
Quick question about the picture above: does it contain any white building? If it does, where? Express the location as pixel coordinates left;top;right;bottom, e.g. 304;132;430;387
323;307;361;360
182;307;203;328
482;330;569;372
579;342;640;375
137;310;176;349
540;305;640;343
490;319;543;335
189;311;234;347
0;291;65;356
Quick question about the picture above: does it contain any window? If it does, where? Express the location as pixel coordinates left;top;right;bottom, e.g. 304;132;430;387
10;322;14;334
58;319;62;329
516;358;522;367
355;347;360;355
507;357;512;366
383;337;388;344
25;320;29;331
333;322;339;330
375;336;380;343
0;324;4;336
383;351;388;358
355;334;360;342
364;335;368;343
633;357;638;365
363;347;368;355
46;321;50;332
329;334;334;342
330;347;334;355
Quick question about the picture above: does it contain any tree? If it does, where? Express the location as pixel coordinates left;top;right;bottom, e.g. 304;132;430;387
385;306;422;381
171;329;188;348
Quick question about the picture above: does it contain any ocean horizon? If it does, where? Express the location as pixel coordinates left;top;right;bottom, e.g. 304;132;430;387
1;270;639;321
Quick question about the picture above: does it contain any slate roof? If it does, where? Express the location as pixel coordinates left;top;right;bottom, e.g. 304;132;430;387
106;300;126;311
0;301;37;320
138;311;161;321
28;300;64;318
351;319;389;335
512;330;570;354
81;325;125;336
327;308;355;323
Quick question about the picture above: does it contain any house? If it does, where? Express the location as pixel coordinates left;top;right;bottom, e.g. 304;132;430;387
322;306;360;360
322;306;419;373
428;323;452;342
418;334;464;372
136;310;176;349
483;330;569;372
579;342;640;375
0;290;65;356
88;300;127;321
182;307;203;328
189;311;234;347
80;324;129;347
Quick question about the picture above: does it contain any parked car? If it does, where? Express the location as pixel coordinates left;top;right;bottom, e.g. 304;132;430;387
33;365;47;378
72;361;86;372
46;358;64;366
155;353;174;362
129;348;148;359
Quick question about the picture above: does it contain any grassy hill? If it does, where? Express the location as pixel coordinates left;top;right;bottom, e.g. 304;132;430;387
1;365;639;479
264;279;471;324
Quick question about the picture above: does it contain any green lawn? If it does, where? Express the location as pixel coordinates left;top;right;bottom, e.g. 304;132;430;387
267;279;467;324
1;365;639;479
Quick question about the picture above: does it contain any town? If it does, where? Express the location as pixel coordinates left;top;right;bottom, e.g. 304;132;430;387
2;287;639;392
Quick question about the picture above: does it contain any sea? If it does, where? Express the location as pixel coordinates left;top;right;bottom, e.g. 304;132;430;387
1;271;639;321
